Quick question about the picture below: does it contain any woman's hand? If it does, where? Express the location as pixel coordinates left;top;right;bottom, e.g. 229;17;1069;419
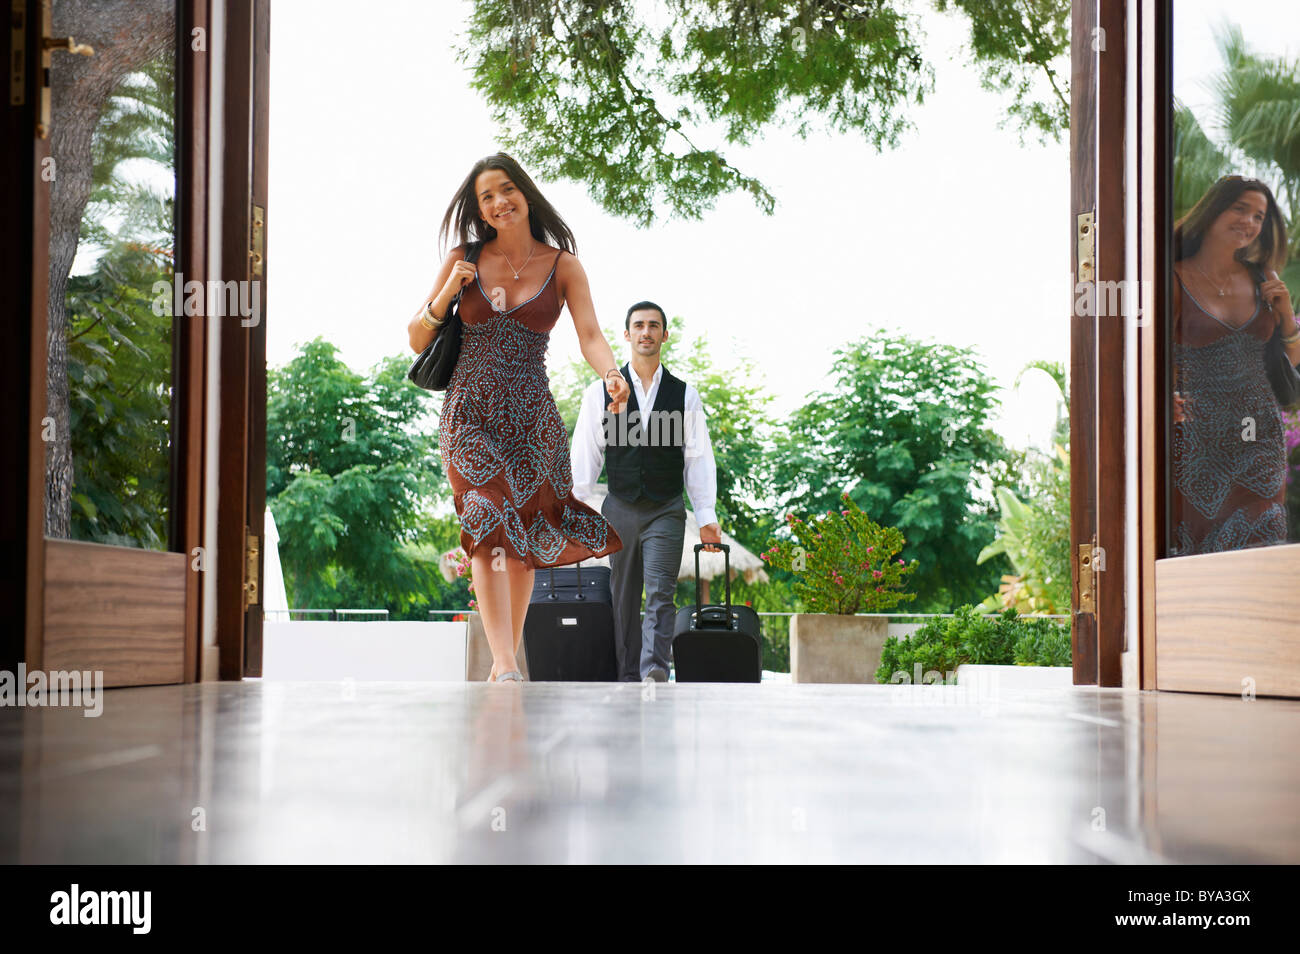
1173;391;1193;424
605;373;629;415
1262;269;1296;325
439;258;477;303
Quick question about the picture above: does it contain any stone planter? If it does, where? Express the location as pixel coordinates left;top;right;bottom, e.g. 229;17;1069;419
790;614;889;684
954;664;1073;692
464;612;531;682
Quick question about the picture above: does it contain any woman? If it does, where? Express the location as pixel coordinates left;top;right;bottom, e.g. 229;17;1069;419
1171;175;1299;555
408;153;629;682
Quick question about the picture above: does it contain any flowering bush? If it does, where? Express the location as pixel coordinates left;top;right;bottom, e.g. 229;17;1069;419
1285;410;1300;541
760;493;918;615
451;549;477;610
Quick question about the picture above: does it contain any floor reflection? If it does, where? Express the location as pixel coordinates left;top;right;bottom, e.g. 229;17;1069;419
0;680;1296;863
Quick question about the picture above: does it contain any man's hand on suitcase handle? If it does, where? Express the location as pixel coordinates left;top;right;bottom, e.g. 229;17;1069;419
699;523;723;552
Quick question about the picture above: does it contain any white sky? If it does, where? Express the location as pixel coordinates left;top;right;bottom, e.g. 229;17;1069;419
264;0;1296;452
1173;0;1299;138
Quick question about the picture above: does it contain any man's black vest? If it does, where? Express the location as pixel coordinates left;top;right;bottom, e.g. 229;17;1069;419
602;363;687;503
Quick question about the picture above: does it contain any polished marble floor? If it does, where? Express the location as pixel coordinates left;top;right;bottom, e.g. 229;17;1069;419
1;680;1297;863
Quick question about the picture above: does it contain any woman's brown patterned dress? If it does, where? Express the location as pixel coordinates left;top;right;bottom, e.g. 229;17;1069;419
1170;268;1288;555
439;247;623;567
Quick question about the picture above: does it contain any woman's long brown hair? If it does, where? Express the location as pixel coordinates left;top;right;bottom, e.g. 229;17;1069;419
440;152;576;255
1174;175;1288;275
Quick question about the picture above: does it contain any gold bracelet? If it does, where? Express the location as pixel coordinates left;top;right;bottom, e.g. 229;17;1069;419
1282;322;1300;345
420;302;446;330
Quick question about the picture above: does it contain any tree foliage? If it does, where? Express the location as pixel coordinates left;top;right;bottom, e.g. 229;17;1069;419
267;339;467;616
1175;24;1300;294
771;331;1013;611
66;54;175;548
933;0;1070;143
461;0;1069;224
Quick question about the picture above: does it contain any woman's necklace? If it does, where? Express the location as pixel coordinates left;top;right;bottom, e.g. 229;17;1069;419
1191;260;1232;297
498;241;537;280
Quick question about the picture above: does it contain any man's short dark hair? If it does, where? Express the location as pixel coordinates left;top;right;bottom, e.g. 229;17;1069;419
625;301;668;331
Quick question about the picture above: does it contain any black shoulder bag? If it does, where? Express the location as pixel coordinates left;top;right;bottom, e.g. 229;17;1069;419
1250;262;1300;410
407;241;483;392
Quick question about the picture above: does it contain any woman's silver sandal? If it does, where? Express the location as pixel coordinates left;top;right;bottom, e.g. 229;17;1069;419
493;670;523;682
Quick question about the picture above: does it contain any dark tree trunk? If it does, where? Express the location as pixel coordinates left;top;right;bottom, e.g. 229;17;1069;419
45;0;173;537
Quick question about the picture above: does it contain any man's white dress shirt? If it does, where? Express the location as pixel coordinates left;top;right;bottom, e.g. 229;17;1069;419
570;363;718;528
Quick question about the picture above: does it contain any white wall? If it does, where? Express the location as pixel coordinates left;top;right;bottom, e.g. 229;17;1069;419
262;621;467;681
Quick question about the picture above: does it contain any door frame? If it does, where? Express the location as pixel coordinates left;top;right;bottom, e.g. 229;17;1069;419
1070;0;1128;687
4;0;266;686
215;0;269;679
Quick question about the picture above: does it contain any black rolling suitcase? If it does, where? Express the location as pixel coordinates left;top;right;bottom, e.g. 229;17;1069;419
671;543;763;683
522;562;618;681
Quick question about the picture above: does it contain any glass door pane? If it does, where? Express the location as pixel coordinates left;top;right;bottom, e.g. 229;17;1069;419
1168;1;1300;556
48;1;177;551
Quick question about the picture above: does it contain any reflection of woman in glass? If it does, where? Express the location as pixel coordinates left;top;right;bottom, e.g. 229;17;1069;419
1171;176;1298;555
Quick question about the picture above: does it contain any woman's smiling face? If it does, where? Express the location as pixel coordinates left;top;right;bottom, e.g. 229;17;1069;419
475;169;529;229
1210;189;1267;249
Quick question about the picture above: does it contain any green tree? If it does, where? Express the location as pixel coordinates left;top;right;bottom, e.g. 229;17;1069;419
267;339;465;617
1175;24;1300;293
66;241;173;548
771;331;1013;611
47;5;174;539
976;360;1070;613
462;0;1070;224
66;53;176;548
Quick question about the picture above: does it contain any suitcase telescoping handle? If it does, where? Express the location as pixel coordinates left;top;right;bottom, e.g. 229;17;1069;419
693;541;732;628
546;560;585;600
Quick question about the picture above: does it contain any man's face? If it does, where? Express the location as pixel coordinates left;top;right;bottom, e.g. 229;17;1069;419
625;309;667;356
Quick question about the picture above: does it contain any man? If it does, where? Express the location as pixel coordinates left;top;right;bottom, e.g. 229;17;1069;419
571;301;721;683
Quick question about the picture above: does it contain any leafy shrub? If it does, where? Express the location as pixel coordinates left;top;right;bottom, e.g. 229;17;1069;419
875;605;1071;683
1011;620;1073;667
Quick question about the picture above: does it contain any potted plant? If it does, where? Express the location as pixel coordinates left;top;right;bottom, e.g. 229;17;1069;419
761;493;918;683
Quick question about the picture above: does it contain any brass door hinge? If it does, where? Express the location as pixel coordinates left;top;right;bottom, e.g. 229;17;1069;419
243;532;260;609
1076;211;1095;283
250;204;265;278
1075;543;1095;615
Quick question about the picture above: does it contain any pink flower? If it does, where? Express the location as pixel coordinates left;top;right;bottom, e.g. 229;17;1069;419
872;570;883;579
467;580;476;593
841;510;849;516
468;599;478;609
897;559;905;565
865;546;874;553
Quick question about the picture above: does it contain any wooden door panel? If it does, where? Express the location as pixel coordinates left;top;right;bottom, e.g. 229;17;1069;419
1156;545;1300;695
43;539;187;686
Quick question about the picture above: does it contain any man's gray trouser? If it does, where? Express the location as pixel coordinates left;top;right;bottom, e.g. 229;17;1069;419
600;493;686;681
